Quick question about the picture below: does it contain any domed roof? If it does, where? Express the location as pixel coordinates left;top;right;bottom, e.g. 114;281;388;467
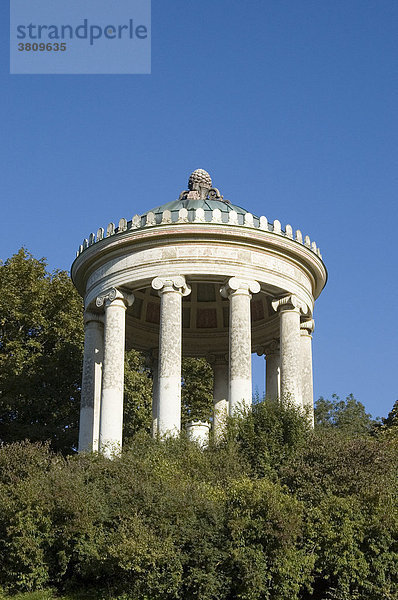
142;169;259;226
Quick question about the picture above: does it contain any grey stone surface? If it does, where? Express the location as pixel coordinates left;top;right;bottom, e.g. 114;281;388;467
97;289;133;457
209;354;229;442
78;313;103;452
272;295;303;407
152;276;191;437
265;340;280;400
300;319;315;426
221;277;260;415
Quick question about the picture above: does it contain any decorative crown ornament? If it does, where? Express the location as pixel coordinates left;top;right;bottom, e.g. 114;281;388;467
188;169;212;192
179;169;229;202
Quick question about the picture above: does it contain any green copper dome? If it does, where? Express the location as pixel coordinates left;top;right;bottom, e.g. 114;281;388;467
140;169;260;227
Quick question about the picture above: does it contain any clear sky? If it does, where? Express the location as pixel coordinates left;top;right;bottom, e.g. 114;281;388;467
1;1;397;418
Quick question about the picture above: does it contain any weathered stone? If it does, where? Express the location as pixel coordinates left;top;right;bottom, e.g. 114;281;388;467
265;340;280;400
151;276;191;437
273;219;281;234
96;227;104;241
178;208;189;223
161;210;172;224
131;214;141;229
186;421;210;447
209;353;228;442
96;289;134;457
211;208;222;223
146;211;156;227
244;212;254;227
259;216;268;230
106;222;115;237
118;218;127;232
194;207;205;222
220;278;260;415
300;319;315;427
228;210;238;225
272;295;303;407
285;224;293;239
78;313;103;452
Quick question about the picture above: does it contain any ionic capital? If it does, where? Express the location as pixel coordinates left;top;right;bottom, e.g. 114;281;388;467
256;339;279;357
84;311;104;326
271;294;308;315
95;287;135;309
220;277;260;298
151;275;191;297
207;352;228;366
300;319;315;336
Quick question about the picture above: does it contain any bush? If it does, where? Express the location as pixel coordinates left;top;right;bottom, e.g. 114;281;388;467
0;403;396;599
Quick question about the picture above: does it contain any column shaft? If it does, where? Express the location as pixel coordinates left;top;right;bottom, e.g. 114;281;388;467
229;291;252;413
78;316;103;452
222;278;260;415
152;276;190;437
99;294;128;456
280;308;302;406
266;352;280;400
301;321;315;426
151;358;159;437
212;358;229;441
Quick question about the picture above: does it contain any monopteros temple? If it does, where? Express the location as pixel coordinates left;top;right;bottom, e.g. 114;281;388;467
72;169;327;455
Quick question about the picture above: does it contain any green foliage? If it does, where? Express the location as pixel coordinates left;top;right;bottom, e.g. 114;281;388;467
314;393;376;434
122;350;152;445
378;399;398;438
0;403;396;600
181;358;213;425
228;399;312;477
0;249;156;453
0;249;84;453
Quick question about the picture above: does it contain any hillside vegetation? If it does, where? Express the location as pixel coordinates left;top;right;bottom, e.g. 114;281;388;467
0;400;397;600
0;249;397;599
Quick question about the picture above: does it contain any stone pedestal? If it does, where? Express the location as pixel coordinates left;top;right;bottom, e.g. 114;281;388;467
152;276;191;437
272;295;303;407
221;277;260;415
186;421;210;448
210;354;229;441
300;319;315;426
96;288;133;457
78;313;103;452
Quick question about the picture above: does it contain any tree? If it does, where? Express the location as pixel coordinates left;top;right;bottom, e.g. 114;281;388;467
181;358;213;426
314;393;376;434
378;399;398;438
0;249;219;453
123;349;152;445
0;249;84;453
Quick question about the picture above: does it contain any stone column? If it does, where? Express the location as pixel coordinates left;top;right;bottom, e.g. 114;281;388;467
96;288;134;457
152;276;191;437
221;277;260;415
209;353;229;441
271;295;304;408
149;350;159;437
265;340;280;400
78;312;103;453
300;319;315;426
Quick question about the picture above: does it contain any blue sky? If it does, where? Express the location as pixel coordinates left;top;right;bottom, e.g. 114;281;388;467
1;1;397;418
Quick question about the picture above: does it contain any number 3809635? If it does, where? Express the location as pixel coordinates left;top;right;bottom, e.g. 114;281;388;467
18;43;67;51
